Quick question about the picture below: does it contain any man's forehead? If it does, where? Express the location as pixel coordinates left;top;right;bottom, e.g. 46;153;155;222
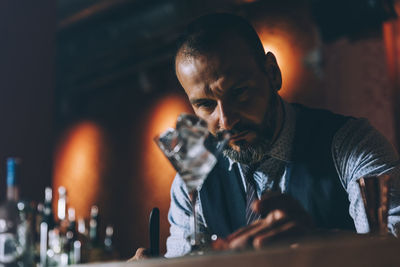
177;52;252;82
176;54;221;92
176;55;214;78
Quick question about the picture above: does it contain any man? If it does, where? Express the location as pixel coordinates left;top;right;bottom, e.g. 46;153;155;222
134;13;400;259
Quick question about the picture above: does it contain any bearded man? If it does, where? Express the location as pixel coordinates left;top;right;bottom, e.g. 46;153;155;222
136;13;400;259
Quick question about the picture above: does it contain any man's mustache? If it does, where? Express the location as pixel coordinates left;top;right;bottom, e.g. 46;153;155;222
216;122;265;138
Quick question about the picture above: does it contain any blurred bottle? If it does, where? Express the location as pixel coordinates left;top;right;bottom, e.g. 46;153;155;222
67;208;76;237
6;158;19;203
34;202;44;263
57;187;67;222
89;205;100;247
39;186;56;267
59;234;69;266
0;158;20;263
103;225;118;260
35;203;44;239
77;218;87;238
43;187;55;230
46;228;61;266
66;207;79;264
88;205;105;262
16;201;35;264
103;225;113;253
77;218;89;263
0;158;33;265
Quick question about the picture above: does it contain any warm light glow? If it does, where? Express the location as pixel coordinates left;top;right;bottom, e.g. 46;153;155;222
141;94;192;203
383;0;400;85
258;27;303;99
53;121;105;220
383;22;397;83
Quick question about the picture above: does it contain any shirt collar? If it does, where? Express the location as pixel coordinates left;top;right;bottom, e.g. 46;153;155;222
227;99;296;169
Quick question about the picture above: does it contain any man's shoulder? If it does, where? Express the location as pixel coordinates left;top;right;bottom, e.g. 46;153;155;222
289;102;353;123
287;102;377;137
288;102;354;148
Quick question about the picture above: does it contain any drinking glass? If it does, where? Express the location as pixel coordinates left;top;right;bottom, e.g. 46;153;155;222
154;114;230;253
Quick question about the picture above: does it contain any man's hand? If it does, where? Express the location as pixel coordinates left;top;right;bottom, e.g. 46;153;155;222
214;192;314;250
127;247;150;261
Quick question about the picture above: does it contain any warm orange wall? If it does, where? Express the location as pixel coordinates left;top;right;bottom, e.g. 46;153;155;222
53;122;106;220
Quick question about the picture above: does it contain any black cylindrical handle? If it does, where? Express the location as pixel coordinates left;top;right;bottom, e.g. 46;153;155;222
149;207;160;257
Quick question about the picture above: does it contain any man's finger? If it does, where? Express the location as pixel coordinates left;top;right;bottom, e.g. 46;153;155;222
253;193;310;223
252;221;299;249
228;222;268;250
227;211;290;250
226;220;263;242
127;247;150;261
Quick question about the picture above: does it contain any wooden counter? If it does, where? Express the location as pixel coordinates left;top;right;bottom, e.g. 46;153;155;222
74;233;400;267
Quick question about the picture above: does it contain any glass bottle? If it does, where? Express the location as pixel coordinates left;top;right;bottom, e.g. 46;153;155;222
43;187;55;230
57;187;67;222
103;225;113;253
0;158;33;265
89;205;99;247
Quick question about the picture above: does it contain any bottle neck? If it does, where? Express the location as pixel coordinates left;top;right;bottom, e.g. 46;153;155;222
57;195;66;221
89;218;98;239
6;158;20;202
6;185;19;202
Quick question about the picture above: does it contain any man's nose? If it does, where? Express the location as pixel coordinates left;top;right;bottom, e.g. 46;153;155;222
217;101;239;131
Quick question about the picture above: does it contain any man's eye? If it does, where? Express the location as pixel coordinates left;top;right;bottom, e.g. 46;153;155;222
196;101;216;110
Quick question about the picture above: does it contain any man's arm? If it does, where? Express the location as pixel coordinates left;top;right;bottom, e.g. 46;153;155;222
165;174;192;258
332;118;400;235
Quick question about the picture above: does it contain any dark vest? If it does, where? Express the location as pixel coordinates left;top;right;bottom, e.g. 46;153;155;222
200;104;356;238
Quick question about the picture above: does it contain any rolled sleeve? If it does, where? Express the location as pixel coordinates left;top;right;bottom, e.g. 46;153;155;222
332;118;400;234
165;174;192;258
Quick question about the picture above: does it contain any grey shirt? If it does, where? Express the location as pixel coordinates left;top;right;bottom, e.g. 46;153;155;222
165;101;400;258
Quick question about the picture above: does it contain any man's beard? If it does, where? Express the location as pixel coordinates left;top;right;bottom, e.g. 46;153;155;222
223;137;272;165
221;97;279;165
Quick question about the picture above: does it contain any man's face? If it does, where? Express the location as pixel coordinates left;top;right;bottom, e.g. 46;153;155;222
175;34;281;164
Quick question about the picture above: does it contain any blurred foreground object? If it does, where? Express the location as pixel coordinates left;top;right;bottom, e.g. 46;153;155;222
149;208;159;257
154;114;230;254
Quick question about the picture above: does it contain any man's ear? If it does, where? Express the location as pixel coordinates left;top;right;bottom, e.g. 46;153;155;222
263;52;282;92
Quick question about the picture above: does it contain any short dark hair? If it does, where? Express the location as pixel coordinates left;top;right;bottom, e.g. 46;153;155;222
175;13;266;68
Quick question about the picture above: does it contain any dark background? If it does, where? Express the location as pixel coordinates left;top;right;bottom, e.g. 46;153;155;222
1;0;400;259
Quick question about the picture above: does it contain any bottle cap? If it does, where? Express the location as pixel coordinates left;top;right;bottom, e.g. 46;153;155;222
105;225;114;236
77;218;86;234
45;187;53;202
58;186;66;195
68;207;76;221
90;205;99;217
